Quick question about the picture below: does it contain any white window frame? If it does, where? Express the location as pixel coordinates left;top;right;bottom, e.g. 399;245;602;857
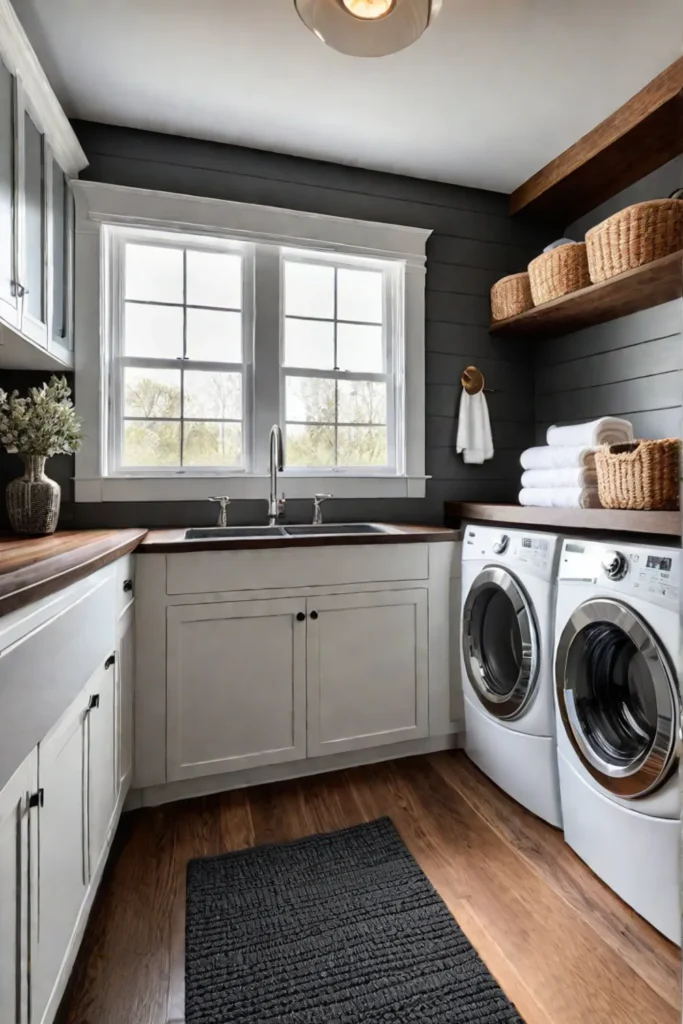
73;181;431;503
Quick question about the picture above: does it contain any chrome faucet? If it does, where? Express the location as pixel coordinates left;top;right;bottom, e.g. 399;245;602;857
312;493;333;525
209;495;231;527
268;424;286;526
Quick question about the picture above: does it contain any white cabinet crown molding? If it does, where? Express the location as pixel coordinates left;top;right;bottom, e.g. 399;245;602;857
0;0;87;177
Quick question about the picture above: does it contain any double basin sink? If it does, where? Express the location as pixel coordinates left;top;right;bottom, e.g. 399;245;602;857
184;523;398;540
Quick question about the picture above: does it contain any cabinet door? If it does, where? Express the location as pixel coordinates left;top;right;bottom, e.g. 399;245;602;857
17;90;47;346
116;604;135;798
0;57;18;328
307;589;429;757
48;155;72;361
32;693;88;1024
167;598;307;782
87;656;117;880
0;751;36;1024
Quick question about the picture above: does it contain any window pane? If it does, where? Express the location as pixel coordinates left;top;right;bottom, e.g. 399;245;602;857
337;426;387;466
336;324;384;373
124;368;181;418
284;319;334;370
186;250;242;309
124;303;183;358
338;380;386;424
125;244;183;303
186;308;242;362
286;424;334;467
183;422;242;467
286;376;335;423
123;420;180;466
284;261;334;319
337;268;383;323
184;370;242;420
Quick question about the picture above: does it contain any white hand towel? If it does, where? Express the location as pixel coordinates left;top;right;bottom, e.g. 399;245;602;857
520;445;597;470
519;487;602;509
456;390;494;465
521;467;598;489
547;418;633;447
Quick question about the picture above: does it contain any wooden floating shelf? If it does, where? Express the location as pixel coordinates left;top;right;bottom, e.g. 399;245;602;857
510;57;683;223
445;503;681;538
489;251;683;340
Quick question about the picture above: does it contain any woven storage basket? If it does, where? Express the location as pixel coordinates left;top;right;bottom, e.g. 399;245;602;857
527;242;590;306
586;199;683;283
490;272;533;321
595;438;680;511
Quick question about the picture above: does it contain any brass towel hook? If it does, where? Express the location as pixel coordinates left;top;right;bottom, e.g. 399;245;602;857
460;365;495;395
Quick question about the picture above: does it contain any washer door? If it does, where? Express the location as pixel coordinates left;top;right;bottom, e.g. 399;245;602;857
555;598;679;799
462;567;539;720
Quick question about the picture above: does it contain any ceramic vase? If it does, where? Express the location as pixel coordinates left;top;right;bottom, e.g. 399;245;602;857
6;455;61;535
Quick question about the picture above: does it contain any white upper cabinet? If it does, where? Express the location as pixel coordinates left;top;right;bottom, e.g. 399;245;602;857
166;598;308;781
306;589;429;757
0;0;86;369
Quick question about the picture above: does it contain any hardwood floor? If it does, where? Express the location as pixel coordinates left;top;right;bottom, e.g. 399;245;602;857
58;752;681;1024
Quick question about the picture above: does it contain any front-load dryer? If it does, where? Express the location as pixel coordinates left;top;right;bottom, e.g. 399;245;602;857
554;538;680;943
460;524;563;827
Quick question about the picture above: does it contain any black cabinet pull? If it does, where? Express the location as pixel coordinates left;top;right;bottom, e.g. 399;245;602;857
123;579;133;593
310;610;318;620
105;654;116;669
29;789;44;809
296;612;305;622
88;694;100;710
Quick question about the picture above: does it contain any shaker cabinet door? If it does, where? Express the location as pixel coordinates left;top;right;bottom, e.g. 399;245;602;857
17;93;47;347
0;57;18;329
87;657;117;880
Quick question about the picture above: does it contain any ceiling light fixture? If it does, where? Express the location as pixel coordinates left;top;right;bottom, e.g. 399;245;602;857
294;0;442;57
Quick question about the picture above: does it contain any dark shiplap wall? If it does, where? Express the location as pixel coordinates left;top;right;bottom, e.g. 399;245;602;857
0;121;548;529
534;158;683;445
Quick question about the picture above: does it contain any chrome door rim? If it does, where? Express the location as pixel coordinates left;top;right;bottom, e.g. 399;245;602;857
462;566;539;720
555;598;679;799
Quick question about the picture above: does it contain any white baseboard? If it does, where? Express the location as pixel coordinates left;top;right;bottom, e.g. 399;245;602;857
125;731;464;810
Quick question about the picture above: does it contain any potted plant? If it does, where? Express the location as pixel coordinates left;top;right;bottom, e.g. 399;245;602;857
0;375;83;535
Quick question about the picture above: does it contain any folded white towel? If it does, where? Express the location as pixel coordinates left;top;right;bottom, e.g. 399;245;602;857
456;390;494;465
520;445;597;470
543;237;577;253
519;487;602;509
521;467;598;489
547;418;633;447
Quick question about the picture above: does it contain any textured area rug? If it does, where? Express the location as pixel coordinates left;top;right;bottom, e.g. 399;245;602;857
185;816;524;1023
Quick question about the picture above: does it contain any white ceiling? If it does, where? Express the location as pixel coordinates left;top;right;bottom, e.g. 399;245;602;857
13;0;683;194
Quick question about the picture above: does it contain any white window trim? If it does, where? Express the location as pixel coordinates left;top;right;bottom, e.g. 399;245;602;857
73;180;431;503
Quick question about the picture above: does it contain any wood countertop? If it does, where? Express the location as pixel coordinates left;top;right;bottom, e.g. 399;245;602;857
139;523;460;554
445;502;681;538
0;529;148;618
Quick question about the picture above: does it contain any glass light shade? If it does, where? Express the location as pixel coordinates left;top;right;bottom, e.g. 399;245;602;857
294;0;442;57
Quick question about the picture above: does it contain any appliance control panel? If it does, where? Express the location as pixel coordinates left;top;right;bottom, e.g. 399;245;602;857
463;524;559;577
558;539;680;605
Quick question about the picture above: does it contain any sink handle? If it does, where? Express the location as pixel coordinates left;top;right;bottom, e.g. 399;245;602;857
209;495;231;527
312;493;333;525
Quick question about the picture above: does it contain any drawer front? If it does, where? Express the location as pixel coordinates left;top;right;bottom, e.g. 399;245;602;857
0;568;116;792
166;544;429;595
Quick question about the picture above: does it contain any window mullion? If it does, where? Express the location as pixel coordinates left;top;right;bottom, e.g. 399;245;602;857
180;248;187;466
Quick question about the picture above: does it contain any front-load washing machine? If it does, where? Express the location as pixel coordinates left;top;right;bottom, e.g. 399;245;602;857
460;523;563;827
554;538;680;943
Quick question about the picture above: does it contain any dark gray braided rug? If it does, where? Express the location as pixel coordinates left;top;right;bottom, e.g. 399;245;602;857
185;816;524;1023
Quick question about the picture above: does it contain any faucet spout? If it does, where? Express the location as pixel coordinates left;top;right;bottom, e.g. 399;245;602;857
268;424;285;526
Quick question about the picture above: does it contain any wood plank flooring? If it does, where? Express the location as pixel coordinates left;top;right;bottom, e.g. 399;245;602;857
58;752;681;1024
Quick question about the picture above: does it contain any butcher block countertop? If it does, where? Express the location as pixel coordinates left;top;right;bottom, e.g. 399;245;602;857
139;523;460;553
445;502;681;537
0;529;148;618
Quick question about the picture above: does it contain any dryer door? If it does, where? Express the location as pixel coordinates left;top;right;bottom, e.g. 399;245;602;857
555;598;679;798
462;567;539;720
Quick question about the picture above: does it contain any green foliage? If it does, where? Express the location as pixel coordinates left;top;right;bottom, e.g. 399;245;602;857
0;375;82;458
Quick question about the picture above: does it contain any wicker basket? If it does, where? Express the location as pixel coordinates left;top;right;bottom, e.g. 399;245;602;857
595;438;681;511
527;243;590;306
490;272;533;321
586;199;683;283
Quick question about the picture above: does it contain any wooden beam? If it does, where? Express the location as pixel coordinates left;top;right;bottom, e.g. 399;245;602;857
510;58;683;223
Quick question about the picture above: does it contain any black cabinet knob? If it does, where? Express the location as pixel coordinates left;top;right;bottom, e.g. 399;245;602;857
88;694;100;710
296;612;305;621
29;789;44;809
310;610;319;620
123;579;134;593
105;654;116;669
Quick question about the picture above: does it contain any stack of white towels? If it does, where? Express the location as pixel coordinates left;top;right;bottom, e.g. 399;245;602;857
519;417;634;508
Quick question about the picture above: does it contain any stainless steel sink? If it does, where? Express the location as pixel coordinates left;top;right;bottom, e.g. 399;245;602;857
283;523;397;536
184;526;287;539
